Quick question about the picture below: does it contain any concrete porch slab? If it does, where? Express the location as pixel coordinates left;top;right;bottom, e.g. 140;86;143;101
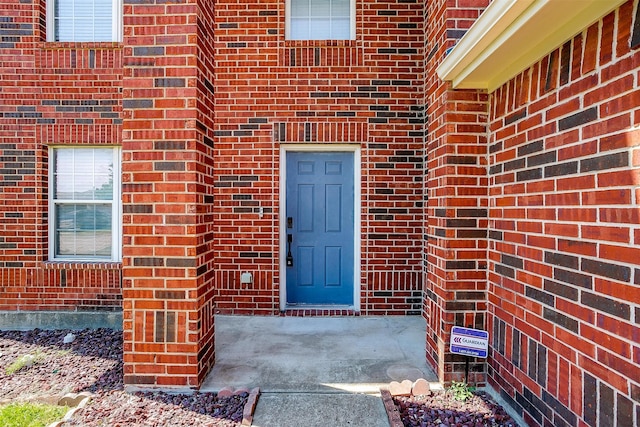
201;315;437;394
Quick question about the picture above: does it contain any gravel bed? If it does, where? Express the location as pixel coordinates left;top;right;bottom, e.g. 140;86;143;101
394;390;518;427
0;328;247;426
65;391;247;427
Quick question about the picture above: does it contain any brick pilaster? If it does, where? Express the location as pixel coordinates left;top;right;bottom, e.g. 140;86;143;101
424;0;490;386
121;0;215;389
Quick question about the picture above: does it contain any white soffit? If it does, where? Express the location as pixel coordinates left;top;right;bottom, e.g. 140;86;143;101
436;0;627;92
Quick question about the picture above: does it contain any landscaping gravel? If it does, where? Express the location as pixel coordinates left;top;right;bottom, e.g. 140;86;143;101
0;328;247;426
394;390;518;427
65;391;247;427
2;327;518;426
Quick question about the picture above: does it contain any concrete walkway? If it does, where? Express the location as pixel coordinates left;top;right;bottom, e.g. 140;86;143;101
201;315;437;427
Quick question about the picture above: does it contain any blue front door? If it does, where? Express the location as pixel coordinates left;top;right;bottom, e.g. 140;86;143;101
286;151;355;305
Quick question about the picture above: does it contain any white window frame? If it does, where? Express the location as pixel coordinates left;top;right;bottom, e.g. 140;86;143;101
46;0;123;43
285;0;356;41
48;146;122;262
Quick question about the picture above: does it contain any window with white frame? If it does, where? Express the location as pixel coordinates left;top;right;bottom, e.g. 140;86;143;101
47;0;122;42
287;0;355;40
49;147;121;262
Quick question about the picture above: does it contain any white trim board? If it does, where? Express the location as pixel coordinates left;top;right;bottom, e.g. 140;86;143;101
437;0;626;92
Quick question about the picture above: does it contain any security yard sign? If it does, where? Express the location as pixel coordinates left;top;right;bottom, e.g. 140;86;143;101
450;326;489;358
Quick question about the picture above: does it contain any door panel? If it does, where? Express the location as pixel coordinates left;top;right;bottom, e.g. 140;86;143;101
325;247;342;286
298;185;314;231
297;247;314;286
325;184;342;232
286;151;354;305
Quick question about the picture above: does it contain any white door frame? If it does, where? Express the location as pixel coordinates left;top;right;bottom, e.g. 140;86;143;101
279;144;362;311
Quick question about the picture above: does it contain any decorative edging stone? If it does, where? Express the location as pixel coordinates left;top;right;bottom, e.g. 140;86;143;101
381;389;403;427
242;387;260;426
217;386;260;426
48;392;93;427
381;378;432;427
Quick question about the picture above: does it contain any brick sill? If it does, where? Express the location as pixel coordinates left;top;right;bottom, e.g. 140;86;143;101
38;42;123;51
43;261;122;270
283;39;357;48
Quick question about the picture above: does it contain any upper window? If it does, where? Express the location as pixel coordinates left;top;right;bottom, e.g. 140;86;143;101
47;0;122;42
286;0;355;40
49;147;121;262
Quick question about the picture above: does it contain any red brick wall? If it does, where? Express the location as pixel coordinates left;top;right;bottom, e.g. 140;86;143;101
121;0;216;388
195;0;218;388
424;0;490;385
0;0;123;312
212;0;425;315
487;1;640;425
3;0;637;410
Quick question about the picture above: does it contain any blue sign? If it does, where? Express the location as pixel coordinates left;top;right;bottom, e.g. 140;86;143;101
450;326;489;358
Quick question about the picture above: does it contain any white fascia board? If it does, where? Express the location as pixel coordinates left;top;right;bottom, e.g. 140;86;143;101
435;0;536;84
437;0;627;92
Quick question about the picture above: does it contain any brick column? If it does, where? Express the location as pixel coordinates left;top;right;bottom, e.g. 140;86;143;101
121;0;215;389
424;0;490;385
